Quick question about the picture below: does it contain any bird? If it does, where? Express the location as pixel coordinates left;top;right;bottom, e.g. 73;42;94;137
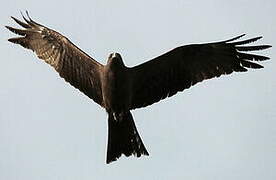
6;12;271;164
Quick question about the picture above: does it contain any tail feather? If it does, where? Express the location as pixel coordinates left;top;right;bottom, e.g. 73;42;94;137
106;111;149;163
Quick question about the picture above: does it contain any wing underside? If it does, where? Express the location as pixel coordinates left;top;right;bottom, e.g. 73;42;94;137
129;34;271;109
6;12;104;106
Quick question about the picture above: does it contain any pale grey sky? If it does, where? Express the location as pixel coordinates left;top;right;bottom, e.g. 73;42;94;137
1;0;275;180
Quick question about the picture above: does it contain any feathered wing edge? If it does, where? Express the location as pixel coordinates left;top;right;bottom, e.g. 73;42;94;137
219;34;271;62
6;11;105;106
6;11;44;46
129;34;271;109
224;34;271;69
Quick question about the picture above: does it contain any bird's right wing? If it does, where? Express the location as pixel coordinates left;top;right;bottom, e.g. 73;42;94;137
6;13;104;106
129;34;271;109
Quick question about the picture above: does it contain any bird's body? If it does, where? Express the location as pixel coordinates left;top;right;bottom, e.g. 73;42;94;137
102;53;131;113
101;53;149;163
6;12;271;164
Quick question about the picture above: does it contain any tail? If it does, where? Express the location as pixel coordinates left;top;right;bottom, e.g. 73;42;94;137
106;111;149;163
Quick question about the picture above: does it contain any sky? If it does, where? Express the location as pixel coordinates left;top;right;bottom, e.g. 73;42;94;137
1;0;275;180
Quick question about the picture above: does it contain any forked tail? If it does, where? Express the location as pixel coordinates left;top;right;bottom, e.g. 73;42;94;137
106;111;149;163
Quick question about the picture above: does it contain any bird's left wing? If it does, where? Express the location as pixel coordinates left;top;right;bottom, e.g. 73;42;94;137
129;34;271;109
6;13;104;106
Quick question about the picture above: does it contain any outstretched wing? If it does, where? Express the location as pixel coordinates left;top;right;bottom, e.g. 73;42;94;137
129;34;271;109
6;12;104;106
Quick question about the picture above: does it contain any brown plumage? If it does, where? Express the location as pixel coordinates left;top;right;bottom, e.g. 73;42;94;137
6;12;271;164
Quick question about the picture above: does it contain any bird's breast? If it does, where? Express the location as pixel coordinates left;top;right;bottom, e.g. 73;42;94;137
102;66;131;112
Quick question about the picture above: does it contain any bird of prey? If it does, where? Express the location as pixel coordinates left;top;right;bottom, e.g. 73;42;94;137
6;12;271;164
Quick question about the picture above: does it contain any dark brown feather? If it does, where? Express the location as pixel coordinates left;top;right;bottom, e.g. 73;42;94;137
6;13;104;106
129;35;271;109
11;16;31;28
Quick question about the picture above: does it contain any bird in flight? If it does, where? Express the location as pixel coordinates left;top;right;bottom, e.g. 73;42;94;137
6;12;271;164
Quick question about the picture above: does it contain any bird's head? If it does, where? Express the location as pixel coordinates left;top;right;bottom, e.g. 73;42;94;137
107;52;125;67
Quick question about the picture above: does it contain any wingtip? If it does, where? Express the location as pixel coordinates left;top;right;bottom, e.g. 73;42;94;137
241;33;246;37
256;62;264;68
5;25;15;33
25;10;30;19
222;34;246;43
7;37;28;47
20;10;30;23
24;10;34;23
5;26;12;33
19;10;42;27
7;38;15;43
236;33;246;39
11;15;19;22
260;45;272;50
236;34;246;39
254;36;263;41
20;10;24;17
